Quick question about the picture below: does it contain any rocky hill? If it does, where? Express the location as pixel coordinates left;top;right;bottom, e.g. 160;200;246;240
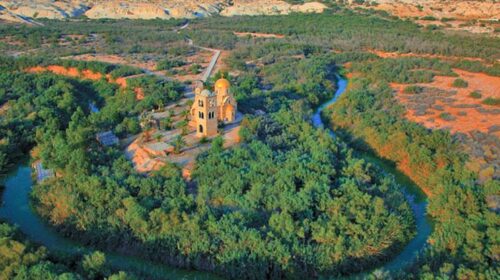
0;0;327;23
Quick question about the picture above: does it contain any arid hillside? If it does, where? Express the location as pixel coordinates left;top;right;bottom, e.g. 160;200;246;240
347;0;500;35
348;0;499;20
0;0;326;23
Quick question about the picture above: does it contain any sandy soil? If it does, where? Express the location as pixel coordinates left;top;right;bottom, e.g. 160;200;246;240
171;49;214;82
393;69;500;137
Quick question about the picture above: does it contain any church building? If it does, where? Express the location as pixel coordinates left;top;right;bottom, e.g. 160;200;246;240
190;77;238;138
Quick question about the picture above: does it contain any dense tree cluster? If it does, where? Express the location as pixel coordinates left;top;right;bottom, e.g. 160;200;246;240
0;50;415;278
193;11;500;61
194;106;413;277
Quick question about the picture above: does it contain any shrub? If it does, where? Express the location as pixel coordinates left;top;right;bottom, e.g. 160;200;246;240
156;59;186;71
469;91;482;99
439;112;455;121
452;78;468;88
482;97;500;107
421;16;437;21
199;136;209;144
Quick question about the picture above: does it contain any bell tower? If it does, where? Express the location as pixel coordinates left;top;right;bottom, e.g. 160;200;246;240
193;89;218;138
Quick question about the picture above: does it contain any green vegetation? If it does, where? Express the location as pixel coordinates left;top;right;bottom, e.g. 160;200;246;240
404;85;424;94
420;16;438;21
193;11;500;61
469;90;482;99
326;54;499;279
1;7;499;279
0;50;415;278
482;97;500;107
0;222;134;279
0;55;183;183
439;112;455;121
156;58;186;71
452;78;469;88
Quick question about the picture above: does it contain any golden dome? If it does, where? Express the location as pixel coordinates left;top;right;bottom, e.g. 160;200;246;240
214;78;230;89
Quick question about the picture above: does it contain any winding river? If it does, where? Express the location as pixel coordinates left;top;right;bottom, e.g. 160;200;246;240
313;76;432;275
0;76;431;279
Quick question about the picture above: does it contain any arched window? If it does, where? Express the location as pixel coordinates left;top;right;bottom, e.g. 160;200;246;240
198;100;204;107
199;125;203;133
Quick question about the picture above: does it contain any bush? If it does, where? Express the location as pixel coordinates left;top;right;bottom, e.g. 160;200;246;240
439;112;455;121
156;59;186;71
482;97;500;107
452;78;468;88
469;91;482;99
421;16;437;21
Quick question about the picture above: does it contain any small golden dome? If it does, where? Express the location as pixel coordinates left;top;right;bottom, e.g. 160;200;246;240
214;78;230;89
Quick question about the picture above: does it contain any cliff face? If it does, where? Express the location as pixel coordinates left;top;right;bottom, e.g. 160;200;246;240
0;0;326;23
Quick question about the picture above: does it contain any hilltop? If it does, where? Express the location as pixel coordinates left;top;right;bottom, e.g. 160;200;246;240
0;0;326;23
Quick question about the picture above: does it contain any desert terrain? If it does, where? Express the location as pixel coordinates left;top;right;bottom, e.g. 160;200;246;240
0;0;326;23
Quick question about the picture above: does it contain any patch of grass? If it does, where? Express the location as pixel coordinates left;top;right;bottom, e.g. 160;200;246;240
482;97;500;107
469;91;482;99
452;78;468;88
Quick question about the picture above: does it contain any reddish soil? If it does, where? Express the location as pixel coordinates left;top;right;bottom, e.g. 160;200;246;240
134;87;144;100
25;65;151;99
370;50;497;64
27;65;104;81
393;69;500;138
114;77;128;88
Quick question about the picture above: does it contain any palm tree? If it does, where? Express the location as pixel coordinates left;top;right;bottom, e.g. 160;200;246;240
172;135;186;154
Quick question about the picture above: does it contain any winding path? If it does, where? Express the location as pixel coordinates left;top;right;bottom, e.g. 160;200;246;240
0;76;431;279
